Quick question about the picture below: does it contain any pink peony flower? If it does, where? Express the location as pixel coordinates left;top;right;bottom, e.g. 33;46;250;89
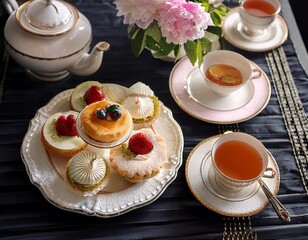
157;0;212;44
114;0;165;29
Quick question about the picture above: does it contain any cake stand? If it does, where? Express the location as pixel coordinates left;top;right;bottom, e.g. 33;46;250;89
75;111;133;158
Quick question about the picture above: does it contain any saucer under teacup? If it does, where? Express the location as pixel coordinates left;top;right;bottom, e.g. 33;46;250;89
169;56;271;124
187;67;254;111
201;153;260;202
221;7;288;52
185;135;280;217
235;20;276;43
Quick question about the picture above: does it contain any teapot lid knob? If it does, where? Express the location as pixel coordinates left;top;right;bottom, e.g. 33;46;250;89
16;0;79;36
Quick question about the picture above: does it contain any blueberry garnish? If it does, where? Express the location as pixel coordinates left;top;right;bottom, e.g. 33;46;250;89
106;104;122;120
95;104;122;121
109;109;122;120
96;109;107;119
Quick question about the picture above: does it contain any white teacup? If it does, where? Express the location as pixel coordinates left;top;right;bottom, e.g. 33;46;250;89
239;0;281;36
200;50;261;96
210;132;268;193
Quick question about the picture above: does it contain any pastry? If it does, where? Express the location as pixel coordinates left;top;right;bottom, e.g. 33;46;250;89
70;81;115;112
66;150;110;196
80;100;133;143
109;128;167;182
122;82;161;129
41;111;87;158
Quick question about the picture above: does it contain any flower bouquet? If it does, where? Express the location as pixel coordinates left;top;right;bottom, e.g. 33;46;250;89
114;0;228;66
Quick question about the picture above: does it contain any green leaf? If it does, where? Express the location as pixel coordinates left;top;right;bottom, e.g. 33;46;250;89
196;40;203;67
215;4;229;16
210;11;222;26
145;36;160;52
155;37;176;56
173;45;181;59
145;21;161;42
193;0;211;11
131;28;146;56
128;24;140;40
206;26;222;37
145;34;178;58
184;41;198;66
201;2;211;12
198;37;211;54
210;5;229;26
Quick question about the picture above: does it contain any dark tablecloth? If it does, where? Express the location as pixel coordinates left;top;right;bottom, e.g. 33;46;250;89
1;0;307;239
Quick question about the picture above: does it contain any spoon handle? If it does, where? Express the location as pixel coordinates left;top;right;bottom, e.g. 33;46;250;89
258;178;291;223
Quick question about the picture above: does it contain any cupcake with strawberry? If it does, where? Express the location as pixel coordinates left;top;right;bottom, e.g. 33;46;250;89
70;81;115;112
109;128;166;182
121;82;161;130
41;111;87;158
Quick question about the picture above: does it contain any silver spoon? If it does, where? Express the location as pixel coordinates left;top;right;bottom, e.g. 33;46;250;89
258;178;291;223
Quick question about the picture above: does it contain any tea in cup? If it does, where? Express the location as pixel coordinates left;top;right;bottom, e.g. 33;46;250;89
239;0;281;36
210;132;268;193
200;50;261;96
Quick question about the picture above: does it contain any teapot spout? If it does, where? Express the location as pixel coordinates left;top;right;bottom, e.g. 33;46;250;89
68;41;110;76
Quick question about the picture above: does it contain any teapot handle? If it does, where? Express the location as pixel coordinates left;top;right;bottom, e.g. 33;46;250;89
2;0;19;14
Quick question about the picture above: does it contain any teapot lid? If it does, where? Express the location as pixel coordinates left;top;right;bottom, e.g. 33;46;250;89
16;0;79;36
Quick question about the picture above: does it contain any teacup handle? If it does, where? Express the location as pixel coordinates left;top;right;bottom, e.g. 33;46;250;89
2;0;19;14
263;167;276;178
251;68;262;80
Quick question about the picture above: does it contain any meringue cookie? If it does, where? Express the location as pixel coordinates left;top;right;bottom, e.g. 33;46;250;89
128;82;154;97
122;96;154;119
66;150;110;196
68;151;107;185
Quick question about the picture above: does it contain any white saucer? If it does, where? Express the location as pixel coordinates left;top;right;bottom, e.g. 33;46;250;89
169;57;271;124
202;152;260;202
222;7;288;52
187;68;254;111
185;135;280;217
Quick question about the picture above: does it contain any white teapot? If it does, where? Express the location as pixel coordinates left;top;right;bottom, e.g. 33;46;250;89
3;0;110;81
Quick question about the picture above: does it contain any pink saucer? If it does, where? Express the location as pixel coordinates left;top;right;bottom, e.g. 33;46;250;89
169;57;271;124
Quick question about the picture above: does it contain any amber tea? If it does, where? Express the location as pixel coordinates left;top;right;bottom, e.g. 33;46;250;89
205;64;243;86
214;140;263;180
243;0;277;17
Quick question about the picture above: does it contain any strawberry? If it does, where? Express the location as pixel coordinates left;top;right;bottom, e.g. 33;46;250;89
56;114;78;136
83;86;106;105
66;114;78;136
128;133;153;155
56;115;68;135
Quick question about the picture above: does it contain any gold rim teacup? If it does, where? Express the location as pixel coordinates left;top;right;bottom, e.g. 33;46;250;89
210;132;268;194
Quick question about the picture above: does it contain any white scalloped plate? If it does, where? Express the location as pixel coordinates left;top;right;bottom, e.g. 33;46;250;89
21;83;184;217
